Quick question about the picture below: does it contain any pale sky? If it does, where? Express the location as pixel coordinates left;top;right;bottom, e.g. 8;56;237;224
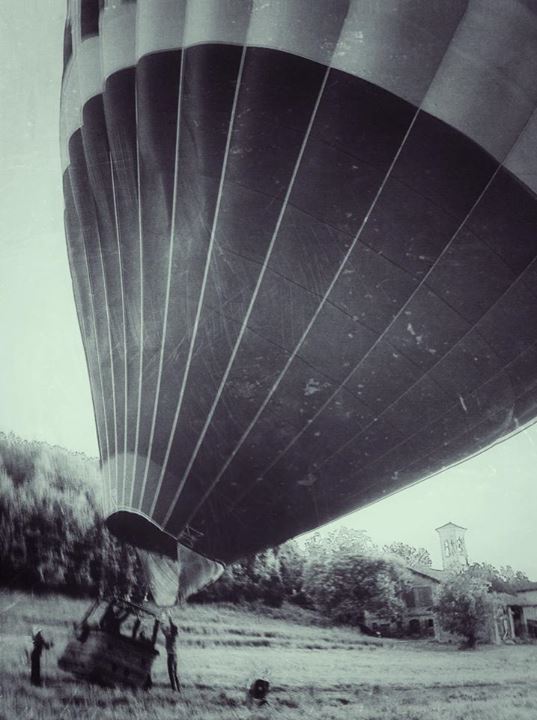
1;1;537;577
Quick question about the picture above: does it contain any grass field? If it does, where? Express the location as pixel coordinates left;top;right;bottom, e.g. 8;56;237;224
1;591;537;719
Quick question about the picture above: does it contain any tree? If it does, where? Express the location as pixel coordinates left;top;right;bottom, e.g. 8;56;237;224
382;542;432;568
302;529;411;625
467;562;530;594
435;569;492;648
244;548;285;607
499;565;530;591
191;547;285;606
276;540;308;605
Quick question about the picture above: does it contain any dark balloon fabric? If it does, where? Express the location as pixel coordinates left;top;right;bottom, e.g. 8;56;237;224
62;0;537;564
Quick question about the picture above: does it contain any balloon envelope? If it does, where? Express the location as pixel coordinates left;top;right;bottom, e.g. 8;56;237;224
62;0;537;570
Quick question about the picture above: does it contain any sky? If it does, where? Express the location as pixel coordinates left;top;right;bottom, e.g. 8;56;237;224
1;1;537;577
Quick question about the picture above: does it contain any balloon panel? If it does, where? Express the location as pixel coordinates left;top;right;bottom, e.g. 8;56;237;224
62;0;537;565
138;544;223;606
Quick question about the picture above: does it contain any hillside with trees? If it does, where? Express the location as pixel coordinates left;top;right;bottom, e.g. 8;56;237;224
0;433;141;599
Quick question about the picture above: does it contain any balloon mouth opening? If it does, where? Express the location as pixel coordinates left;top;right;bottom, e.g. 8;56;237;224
106;510;178;560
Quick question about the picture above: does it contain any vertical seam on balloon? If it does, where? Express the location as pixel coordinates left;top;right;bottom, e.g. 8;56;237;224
64;212;106;514
88;1;113;516
129;80;145;510
96;214;120;514
150;41;250;521
79;211;112;516
89;114;120;508
139;37;187;515
161;60;335;530
109;153;129;508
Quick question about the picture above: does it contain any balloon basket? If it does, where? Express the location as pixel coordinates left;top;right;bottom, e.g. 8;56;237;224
58;598;159;689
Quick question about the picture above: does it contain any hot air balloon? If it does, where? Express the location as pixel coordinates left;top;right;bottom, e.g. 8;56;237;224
60;0;537;609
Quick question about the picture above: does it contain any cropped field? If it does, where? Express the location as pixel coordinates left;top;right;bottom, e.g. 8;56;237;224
1;591;537;719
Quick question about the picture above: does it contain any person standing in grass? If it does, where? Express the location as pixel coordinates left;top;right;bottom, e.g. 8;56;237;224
30;628;53;686
161;616;180;692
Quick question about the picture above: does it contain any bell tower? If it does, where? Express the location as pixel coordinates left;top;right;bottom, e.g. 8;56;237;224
436;522;468;571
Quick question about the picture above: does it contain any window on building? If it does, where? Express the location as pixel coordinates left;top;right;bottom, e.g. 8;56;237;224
414;586;433;607
81;0;100;39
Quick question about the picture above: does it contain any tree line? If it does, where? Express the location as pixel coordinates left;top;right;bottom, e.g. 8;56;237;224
0;433;530;637
0;433;426;610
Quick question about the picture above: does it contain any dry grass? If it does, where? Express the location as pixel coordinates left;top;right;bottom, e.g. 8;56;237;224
1;590;537;719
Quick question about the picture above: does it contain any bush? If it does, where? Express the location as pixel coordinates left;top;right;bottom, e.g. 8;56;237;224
303;529;411;626
435;569;492;648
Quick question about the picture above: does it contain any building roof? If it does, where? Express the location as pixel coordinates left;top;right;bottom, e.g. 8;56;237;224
406;568;536;605
515;583;537;593
496;592;523;604
435;522;467;532
408;565;446;583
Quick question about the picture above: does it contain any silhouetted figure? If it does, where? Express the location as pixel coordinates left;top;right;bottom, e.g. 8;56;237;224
151;619;160;646
161;618;180;691
30;629;52;686
76;620;91;643
99;603;129;634
99;603;115;631
131;617;141;640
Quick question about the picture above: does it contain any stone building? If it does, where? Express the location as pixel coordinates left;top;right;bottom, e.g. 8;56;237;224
400;564;444;639
368;522;537;643
508;584;537;639
367;561;442;639
387;523;468;639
